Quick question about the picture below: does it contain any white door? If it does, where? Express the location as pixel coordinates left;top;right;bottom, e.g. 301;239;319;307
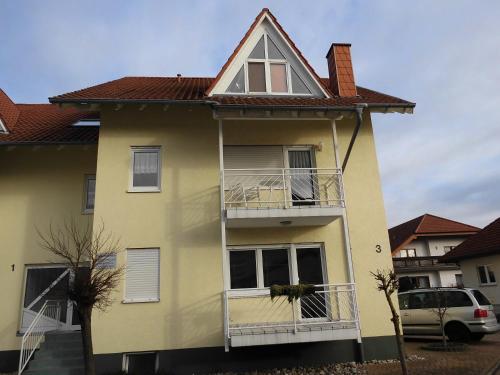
287;149;317;206
20;266;80;333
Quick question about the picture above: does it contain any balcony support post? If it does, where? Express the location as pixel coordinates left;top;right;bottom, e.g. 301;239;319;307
218;119;230;352
331;119;364;361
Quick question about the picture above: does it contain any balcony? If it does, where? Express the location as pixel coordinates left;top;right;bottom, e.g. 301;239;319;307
393;256;460;272
223;168;344;228
223;283;358;348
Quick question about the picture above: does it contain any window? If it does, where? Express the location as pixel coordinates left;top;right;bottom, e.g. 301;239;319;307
409;292;436;309
443;246;455;254
438;291;472;307
228;245;323;290
398;293;410;310
477;265;496;285
455;274;464;288
83;175;96;213
72;119;100;127
0;118;7;134
225;32;312;95
407;276;430;288
125;248;160;302
229;250;257;289
130;147;161;192
400;249;416;258
472;290;491;306
123;352;158;375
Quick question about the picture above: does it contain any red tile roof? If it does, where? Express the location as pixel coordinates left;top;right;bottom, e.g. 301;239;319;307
49;76;414;108
389;214;480;253
441;218;500;262
0;103;98;144
0;89;20;131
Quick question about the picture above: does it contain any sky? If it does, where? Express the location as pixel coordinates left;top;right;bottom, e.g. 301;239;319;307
1;0;500;228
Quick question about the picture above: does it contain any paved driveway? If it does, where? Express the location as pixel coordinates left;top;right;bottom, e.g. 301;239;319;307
366;332;500;375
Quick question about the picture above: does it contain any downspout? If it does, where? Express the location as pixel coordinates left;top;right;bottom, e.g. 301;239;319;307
332;115;365;362
218;119;230;352
342;103;367;172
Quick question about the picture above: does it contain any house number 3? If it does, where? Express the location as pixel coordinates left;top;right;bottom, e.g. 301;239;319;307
375;245;382;253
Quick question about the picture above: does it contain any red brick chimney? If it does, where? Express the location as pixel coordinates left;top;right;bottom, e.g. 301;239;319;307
0;89;19;132
326;43;357;97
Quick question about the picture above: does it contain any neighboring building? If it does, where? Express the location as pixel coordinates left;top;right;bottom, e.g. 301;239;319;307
0;9;416;374
442;218;500;316
389;214;479;288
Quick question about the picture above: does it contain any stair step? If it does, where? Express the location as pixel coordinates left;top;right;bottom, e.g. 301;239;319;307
24;366;84;375
29;356;83;369
45;332;82;343
35;347;83;360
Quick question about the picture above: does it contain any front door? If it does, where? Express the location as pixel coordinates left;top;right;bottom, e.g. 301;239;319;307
20;266;80;333
296;247;327;318
288;149;316;206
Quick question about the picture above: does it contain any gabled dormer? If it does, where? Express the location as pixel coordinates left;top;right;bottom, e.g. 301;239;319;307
206;8;330;98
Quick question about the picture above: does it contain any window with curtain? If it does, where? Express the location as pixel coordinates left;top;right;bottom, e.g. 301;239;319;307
131;147;161;191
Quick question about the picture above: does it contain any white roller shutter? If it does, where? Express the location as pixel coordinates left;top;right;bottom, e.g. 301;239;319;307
125;248;160;302
223;146;284;170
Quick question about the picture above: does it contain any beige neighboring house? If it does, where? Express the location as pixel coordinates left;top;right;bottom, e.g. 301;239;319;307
442;218;500;316
389;214;479;288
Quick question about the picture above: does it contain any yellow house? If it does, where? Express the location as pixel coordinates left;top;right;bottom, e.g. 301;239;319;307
0;8;415;374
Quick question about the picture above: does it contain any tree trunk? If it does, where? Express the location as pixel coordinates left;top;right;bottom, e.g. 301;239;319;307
79;306;96;375
385;290;409;375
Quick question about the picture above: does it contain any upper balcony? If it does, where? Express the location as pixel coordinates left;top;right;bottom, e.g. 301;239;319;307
223;168;344;228
392;256;460;273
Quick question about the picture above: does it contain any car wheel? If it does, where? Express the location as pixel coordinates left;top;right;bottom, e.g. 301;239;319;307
470;333;485;341
445;322;471;342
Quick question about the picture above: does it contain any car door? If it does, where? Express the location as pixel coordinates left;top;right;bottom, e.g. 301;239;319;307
404;292;440;335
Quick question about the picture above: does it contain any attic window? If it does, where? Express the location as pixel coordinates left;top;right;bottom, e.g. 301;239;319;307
73;119;100;127
225;33;312;96
0;118;7;134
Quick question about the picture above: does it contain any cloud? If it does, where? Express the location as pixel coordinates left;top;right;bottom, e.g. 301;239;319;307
1;0;499;228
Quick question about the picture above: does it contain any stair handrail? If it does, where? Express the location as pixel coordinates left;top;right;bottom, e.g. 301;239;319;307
18;300;62;374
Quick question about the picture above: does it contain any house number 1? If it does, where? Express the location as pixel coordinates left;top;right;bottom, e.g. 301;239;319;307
375;245;382;253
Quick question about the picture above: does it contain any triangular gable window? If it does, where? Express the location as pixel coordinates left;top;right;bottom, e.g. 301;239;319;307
225;33;312;95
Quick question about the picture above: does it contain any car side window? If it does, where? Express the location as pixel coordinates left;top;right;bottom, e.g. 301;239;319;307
399;294;410;310
409;292;437;309
439;291;473;307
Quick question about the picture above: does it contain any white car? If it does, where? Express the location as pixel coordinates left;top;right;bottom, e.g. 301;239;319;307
398;288;499;341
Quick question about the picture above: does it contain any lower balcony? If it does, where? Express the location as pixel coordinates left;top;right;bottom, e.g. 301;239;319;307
223;168;345;228
393;256;460;272
223;283;358;348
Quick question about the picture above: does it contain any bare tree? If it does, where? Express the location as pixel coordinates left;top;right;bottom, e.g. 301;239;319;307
432;289;449;349
38;218;123;375
371;269;408;375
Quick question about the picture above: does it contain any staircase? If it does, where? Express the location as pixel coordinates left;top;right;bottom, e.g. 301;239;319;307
23;332;84;375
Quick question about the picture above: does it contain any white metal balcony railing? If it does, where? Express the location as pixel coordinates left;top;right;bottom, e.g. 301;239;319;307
223;283;358;347
19;300;62;374
223;168;344;209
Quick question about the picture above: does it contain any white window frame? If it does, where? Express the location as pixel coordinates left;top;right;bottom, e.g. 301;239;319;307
477;265;497;286
123;248;160;303
122;352;159;374
129;146;162;193
226;243;327;295
242;31;312;96
83;174;96;214
0;118;8;134
400;249;417;258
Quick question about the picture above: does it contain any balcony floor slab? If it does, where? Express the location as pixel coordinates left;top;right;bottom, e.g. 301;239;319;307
226;206;344;228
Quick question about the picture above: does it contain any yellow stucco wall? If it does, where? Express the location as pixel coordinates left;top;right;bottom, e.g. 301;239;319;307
0;105;397;354
0;145;97;351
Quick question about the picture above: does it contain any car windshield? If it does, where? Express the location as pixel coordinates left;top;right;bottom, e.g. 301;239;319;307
472;290;491;305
